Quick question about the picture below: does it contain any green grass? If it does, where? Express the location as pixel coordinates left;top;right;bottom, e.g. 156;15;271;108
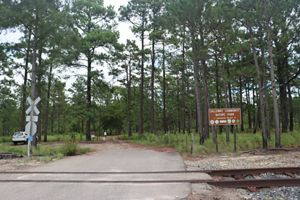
119;131;300;155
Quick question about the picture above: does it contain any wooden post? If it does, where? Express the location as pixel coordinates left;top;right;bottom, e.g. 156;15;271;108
213;126;218;153
185;133;188;153
234;125;237;152
191;132;195;155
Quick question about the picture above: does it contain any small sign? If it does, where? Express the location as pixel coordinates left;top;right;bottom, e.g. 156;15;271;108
27;135;33;142
209;108;241;126
25;122;37;135
26;116;38;122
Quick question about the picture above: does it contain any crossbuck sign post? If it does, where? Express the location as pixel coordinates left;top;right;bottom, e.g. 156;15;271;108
25;97;41;157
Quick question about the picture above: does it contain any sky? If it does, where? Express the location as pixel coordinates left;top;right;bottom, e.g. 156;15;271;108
104;0;134;44
0;0;133;92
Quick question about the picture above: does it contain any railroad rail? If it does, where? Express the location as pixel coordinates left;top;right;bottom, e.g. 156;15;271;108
1;166;299;176
0;178;300;188
0;167;299;189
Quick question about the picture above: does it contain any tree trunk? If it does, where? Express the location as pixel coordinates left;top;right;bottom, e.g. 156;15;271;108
251;32;268;149
43;64;53;142
20;28;32;130
195;101;198;133
215;55;223;133
51;108;54;134
139;18;145;136
86;52;92;141
279;81;288;133
191;36;203;144
265;93;271;139
202;59;209;139
222;57;230;143
227;65;233;108
287;83;294;132
126;63;132;138
268;31;281;147
177;75;181;133
226;62;234;133
246;83;252;129
239;77;244;132
37;47;43;143
150;37;155;133
253;84;258;133
188;107;191;134
276;44;289;133
181;39;186;133
162;41;167;133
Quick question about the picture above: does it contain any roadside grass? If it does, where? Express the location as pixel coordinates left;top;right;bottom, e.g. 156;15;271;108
119;131;300;155
0;141;91;161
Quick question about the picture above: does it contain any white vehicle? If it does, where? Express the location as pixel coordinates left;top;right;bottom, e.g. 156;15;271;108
12;131;28;145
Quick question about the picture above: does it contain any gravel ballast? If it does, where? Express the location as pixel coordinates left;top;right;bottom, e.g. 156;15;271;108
185;151;300;200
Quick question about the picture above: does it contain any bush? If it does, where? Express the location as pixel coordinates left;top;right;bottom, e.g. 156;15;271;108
61;142;78;156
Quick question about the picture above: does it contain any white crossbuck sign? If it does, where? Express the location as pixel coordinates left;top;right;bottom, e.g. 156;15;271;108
25;97;41;136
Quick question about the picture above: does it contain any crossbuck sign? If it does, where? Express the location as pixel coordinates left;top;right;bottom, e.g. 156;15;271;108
25;97;41;157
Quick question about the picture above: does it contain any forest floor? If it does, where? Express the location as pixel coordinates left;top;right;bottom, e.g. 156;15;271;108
1;142;300;199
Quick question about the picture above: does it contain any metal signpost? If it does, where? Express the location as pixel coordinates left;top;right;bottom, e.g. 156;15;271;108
25;97;41;157
209;108;241;152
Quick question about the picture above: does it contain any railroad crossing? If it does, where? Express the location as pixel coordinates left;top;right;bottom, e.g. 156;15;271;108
0;144;300;200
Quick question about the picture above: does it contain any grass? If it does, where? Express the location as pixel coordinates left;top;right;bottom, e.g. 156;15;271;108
46;132;85;142
119;130;300;155
0;141;91;161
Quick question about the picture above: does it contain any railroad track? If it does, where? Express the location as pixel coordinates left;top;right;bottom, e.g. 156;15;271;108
0;152;23;159
1;166;299;175
0;167;299;189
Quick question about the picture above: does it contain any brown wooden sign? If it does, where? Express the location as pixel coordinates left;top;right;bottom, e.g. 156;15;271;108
209;108;241;126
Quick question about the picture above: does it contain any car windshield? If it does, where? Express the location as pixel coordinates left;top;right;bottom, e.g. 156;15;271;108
13;132;22;136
